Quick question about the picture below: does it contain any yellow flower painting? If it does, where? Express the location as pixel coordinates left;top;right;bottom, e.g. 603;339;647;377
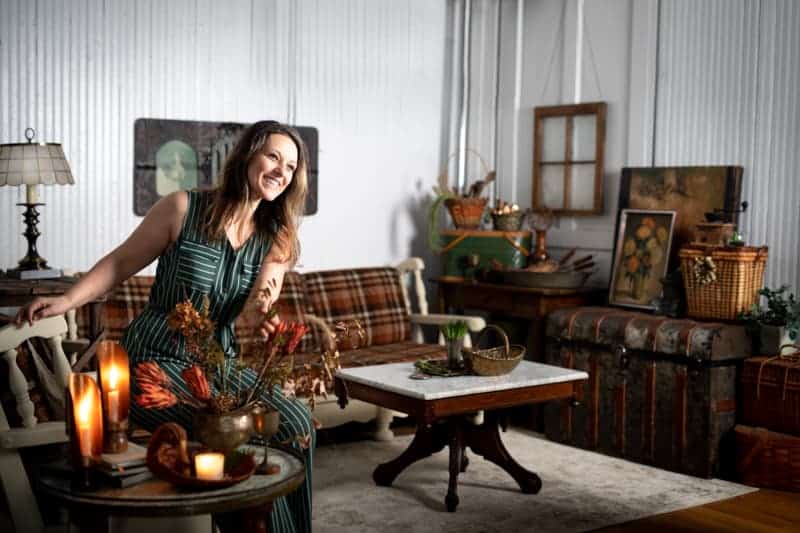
610;209;676;309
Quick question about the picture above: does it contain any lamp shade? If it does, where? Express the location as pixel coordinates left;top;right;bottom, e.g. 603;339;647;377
0;142;74;187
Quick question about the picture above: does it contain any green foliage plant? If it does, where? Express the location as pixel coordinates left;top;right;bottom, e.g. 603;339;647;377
440;320;468;342
740;285;800;341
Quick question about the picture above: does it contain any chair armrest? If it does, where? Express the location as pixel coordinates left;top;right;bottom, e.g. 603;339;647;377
409;313;485;331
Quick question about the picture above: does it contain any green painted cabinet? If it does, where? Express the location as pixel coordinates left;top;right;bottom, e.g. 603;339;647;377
440;230;531;277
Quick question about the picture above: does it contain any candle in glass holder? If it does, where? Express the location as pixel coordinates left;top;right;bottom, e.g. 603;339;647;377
75;391;94;457
97;341;130;452
195;452;225;481
105;364;121;424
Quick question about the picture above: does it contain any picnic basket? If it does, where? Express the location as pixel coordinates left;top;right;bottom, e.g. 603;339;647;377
679;245;768;320
735;424;800;491
462;325;525;376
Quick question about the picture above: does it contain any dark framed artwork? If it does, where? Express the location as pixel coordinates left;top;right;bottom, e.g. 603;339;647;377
133;118;318;216
617;166;743;268
609;209;677;310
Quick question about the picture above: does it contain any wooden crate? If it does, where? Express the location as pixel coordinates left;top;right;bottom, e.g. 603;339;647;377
544;306;751;478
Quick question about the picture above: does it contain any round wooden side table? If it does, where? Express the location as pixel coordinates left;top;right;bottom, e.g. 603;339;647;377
38;447;305;533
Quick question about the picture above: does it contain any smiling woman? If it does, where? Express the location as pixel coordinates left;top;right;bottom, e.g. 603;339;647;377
16;121;316;533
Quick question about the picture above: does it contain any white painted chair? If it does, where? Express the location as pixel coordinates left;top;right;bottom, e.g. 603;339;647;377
0;314;72;533
308;257;485;440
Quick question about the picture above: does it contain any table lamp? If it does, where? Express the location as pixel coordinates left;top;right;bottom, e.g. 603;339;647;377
97;341;131;453
0;127;75;275
67;372;103;490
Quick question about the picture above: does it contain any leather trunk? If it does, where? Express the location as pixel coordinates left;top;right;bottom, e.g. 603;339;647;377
544;306;751;478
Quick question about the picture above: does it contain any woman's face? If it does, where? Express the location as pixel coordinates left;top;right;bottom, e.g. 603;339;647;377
246;133;298;202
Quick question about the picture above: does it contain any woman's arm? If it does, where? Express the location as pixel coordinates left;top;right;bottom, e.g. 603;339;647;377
16;191;188;324
247;246;292;338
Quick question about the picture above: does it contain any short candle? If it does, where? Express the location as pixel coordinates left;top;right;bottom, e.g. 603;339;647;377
195;452;225;481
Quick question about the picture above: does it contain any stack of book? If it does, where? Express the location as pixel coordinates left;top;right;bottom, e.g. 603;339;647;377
41;442;153;488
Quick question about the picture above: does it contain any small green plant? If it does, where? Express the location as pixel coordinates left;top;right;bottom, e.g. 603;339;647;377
440;320;468;341
740;285;800;340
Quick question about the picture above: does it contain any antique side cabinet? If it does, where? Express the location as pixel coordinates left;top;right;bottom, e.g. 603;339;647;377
543;306;751;478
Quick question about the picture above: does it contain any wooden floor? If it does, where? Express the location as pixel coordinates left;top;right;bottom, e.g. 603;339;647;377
596;489;800;532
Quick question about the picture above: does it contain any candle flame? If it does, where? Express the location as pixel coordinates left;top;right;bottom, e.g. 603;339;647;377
108;364;120;390
76;391;92;427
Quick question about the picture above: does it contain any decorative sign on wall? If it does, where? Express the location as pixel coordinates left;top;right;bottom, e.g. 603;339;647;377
133;119;319;216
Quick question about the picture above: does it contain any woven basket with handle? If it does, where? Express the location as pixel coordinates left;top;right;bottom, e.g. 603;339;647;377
462;325;525;376
440;149;493;229
679;245;768;320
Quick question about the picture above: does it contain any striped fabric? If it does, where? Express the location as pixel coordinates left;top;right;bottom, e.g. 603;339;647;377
304;267;411;347
120;190;313;533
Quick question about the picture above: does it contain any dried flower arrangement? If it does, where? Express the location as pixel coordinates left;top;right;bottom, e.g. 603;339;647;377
134;280;359;414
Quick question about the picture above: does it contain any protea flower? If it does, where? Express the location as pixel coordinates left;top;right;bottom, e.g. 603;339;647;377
181;365;211;401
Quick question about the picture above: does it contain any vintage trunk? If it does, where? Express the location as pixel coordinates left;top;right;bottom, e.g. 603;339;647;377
544;307;751;478
439;229;531;278
741;355;800;436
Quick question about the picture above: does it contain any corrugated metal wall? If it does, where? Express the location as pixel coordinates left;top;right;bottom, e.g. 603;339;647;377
0;0;449;273
656;0;800;291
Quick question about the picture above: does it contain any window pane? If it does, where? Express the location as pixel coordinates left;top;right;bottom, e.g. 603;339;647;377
568;164;596;210
541;164;565;209
542;117;566;161
572;115;596;161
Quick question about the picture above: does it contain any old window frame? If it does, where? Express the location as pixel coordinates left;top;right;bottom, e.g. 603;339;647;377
532;102;606;216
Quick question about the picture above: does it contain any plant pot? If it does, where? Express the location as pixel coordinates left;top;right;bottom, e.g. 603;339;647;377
759;324;795;356
192;407;254;453
445;197;487;229
446;337;465;370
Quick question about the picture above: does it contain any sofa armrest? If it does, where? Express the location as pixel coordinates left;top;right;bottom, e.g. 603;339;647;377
408;313;486;346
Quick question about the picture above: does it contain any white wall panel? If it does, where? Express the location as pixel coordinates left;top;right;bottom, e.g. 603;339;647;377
1;0;448;276
655;0;800;291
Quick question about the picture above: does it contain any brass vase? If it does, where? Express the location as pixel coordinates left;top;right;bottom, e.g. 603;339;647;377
192;407;254;453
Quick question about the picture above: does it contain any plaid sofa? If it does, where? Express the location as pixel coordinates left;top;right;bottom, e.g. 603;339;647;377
75;265;453;436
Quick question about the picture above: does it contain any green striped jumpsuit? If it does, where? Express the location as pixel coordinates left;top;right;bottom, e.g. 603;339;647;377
122;190;314;533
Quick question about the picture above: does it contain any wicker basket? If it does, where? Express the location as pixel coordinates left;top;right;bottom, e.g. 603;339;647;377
679;245;768;320
735;424;800;491
462;325;525;376
491;212;524;231
445;197;487;229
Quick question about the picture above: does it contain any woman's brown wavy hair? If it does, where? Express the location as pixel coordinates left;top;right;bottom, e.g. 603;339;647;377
203;121;308;265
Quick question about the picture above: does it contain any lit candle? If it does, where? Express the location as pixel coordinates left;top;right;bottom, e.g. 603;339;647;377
25;184;38;204
195;452;225;481
105;364;121;423
75;391;94;457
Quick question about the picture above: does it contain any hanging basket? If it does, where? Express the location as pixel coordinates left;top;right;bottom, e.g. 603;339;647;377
438;148;494;230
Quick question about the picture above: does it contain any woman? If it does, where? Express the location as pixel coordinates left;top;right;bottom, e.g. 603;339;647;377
16;120;315;533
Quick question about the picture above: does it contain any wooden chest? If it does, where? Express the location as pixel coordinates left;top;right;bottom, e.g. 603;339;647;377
741;355;800;436
544;306;751;478
439;229;531;278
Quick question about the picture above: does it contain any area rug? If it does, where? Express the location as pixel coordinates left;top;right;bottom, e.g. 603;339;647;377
312;428;756;533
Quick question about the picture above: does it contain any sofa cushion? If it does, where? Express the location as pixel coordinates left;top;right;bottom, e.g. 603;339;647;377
303;267;411;347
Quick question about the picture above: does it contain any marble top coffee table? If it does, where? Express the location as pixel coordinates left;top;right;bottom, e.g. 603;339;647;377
334;360;588;512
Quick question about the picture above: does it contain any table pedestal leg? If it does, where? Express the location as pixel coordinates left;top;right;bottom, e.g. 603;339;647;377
373;412;541;511
373;422;448;486
465;411;542;494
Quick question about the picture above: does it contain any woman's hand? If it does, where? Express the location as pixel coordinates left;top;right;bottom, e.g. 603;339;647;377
15;295;72;326
259;310;281;338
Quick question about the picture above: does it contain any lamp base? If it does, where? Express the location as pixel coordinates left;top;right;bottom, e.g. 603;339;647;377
11;202;49;272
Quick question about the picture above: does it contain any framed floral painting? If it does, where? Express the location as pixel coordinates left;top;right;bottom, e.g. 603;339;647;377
609;209;677;310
